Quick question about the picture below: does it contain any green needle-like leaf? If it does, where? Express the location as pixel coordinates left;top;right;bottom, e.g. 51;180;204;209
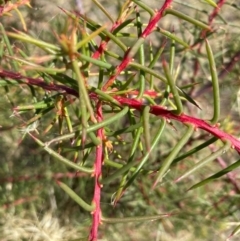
228;224;240;239
136;10;145;99
165;9;211;30
76;25;106;50
157;28;190;48
102;123;143;185
204;0;218;8
72;59;96;125
101;213;170;223
172;137;218;165
0;23;19;71
189;158;240;190
143;106;151;152
92;0;114;23
205;39;220;124
154;124;194;185
58;181;95;212
175;141;231;183
6;31;60;54
28;133;93;173
163;59;183;115
124;119;166;188
46;107;129;146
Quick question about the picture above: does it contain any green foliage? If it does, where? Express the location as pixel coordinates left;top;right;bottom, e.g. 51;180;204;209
0;0;240;240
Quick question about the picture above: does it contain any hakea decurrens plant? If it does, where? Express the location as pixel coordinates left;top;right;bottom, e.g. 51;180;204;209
1;68;240;152
1;0;240;240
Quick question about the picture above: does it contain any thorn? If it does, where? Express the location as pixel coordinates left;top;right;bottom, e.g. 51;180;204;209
213;123;221;128
152;180;158;189
194;126;198;132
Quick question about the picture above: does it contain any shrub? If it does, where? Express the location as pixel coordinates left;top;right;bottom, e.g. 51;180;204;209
0;0;240;240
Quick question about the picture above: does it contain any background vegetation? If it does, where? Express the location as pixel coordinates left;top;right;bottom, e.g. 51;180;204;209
0;0;240;240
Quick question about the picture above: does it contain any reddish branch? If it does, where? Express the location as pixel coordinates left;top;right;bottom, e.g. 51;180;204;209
193;50;240;98
200;0;226;39
1;68;240;154
193;0;226;73
92;23;121;60
0;69;79;97
102;0;173;90
141;0;173;38
89;101;104;241
91;12;134;59
218;51;240;79
114;96;240;153
3;196;38;209
0;172;87;183
0;1;238;238
208;0;226;24
102;48;132;91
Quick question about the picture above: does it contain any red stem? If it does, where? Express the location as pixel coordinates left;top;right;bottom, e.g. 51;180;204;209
0;172;87;183
3;196;38;209
1;69;240;154
102;48;132;91
141;0;173;38
114;96;240;153
0;69;79;97
209;145;240;193
217;156;240;192
89;101;104;241
209;0;226;24
92;18;131;60
102;0;173;90
192;0;226;76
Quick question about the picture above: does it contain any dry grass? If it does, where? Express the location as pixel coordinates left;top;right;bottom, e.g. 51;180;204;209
0;211;87;241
